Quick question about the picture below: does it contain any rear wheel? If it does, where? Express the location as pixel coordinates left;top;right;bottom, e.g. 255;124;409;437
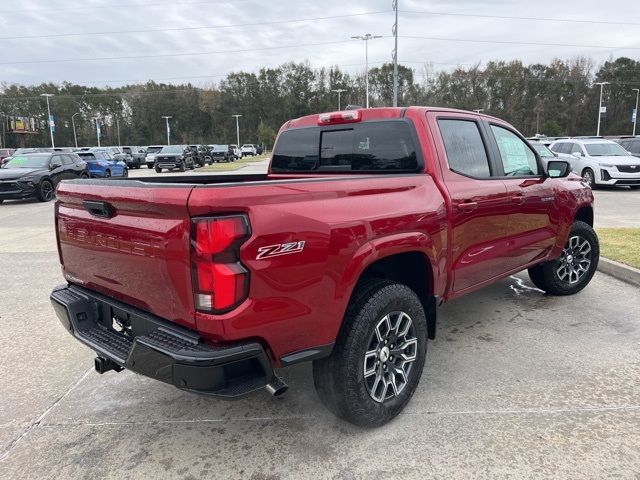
313;279;427;427
147;164;153;169
155;166;162;173
37;179;55;202
80;172;89;179
528;220;599;295
104;170;111;178
179;161;186;172
122;169;128;178
582;168;595;188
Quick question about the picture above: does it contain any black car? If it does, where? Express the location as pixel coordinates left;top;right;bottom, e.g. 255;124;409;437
187;144;211;167
209;144;236;163
0;152;88;203
154;145;196;173
616;138;640;158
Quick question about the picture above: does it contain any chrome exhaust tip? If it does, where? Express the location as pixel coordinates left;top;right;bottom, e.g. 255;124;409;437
265;375;288;396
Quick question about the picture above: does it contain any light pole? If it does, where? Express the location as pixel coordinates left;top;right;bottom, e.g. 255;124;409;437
351;33;382;108
632;88;639;136
71;113;80;149
232;114;242;149
392;0;399;107
595;81;609;136
0;111;5;149
116;118;121;147
331;89;347;110
41;93;55;148
93;117;101;147
161;116;172;145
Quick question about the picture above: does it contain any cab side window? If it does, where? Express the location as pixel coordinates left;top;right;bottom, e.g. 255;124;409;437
489;125;539;176
438;119;491;178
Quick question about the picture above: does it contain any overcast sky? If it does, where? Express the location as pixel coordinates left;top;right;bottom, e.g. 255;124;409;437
1;0;639;87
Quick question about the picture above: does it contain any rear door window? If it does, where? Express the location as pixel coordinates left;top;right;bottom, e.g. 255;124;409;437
437;119;491;178
271;121;419;173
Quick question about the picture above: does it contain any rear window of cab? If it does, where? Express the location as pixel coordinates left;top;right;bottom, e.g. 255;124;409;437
271;120;421;173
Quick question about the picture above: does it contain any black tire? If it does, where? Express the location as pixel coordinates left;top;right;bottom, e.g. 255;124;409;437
527;220;599;296
582;168;595;188
37;179;55;202
147;164;153;169
155;166;162;173
122;169;128;178
80;172;89;179
312;279;427;427
179;161;186;172
0;199;4;204
104;170;111;178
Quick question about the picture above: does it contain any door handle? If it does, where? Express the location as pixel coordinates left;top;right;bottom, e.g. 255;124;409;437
456;201;478;212
511;194;526;204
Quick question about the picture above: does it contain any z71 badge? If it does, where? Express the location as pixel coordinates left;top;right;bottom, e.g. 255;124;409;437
256;241;305;260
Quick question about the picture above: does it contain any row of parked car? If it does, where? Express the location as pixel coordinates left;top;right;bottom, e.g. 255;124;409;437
0;142;267;203
527;135;640;188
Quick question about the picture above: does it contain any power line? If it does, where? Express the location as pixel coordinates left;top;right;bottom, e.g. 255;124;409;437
400;35;640;51
0;11;388;41
0;37;391;66
0;0;249;14
401;10;640;27
4;32;638;68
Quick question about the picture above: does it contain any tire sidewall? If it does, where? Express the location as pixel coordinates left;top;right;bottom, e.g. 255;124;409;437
548;221;599;294
341;284;427;425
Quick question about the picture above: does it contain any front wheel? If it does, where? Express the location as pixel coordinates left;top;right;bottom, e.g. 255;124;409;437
179;161;186;172
104;170;111;178
313;280;427;427
155;166;162;173
147;164;153;169
37;179;55;202
528;220;599;295
582;168;596;188
122;169;128;178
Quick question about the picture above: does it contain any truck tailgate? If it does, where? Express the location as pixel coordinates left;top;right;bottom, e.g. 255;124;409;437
55;181;196;328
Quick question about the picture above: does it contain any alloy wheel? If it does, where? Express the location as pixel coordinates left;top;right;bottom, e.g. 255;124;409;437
363;311;418;403
41;181;54;201
557;235;592;284
582;170;594;187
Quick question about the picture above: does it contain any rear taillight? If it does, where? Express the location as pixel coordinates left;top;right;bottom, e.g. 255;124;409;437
191;214;251;313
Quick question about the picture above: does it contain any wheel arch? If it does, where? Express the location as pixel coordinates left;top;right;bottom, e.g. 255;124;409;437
337;234;438;341
574;204;594;227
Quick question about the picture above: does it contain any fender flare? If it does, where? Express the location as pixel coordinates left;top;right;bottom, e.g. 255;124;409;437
329;231;439;338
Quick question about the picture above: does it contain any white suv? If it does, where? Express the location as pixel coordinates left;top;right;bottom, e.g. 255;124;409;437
549;138;640;188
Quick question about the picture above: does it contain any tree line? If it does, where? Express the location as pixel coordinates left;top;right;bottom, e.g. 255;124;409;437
1;56;639;149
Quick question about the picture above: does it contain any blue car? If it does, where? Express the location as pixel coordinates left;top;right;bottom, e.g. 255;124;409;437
76;151;128;178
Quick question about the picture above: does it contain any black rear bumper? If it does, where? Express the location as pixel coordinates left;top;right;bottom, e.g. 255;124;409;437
50;284;284;399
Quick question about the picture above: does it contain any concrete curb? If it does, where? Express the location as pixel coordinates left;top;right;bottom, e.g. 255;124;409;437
597;257;640;287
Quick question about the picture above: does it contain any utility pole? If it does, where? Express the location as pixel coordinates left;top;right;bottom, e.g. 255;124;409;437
161;116;172;145
352;33;382;108
0;111;5;149
116;118;121;147
41;93;55;148
632;88;639;136
595;82;609;136
331;89;347;110
392;0;399;107
72;112;80;148
232;114;242;149
93;117;101;147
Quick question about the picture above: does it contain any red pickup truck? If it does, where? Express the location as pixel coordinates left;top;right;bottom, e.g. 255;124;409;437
50;107;598;427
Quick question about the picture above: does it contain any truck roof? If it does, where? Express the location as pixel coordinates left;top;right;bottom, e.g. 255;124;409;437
283;106;503;130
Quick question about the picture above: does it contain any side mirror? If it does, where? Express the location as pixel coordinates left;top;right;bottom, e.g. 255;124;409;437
547;160;571;178
572;151;583;157
50;160;62;170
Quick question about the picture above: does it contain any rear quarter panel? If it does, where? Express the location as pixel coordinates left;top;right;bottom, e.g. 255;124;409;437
188;174;447;362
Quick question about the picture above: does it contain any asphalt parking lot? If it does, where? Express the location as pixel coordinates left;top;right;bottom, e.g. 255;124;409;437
0;181;639;479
